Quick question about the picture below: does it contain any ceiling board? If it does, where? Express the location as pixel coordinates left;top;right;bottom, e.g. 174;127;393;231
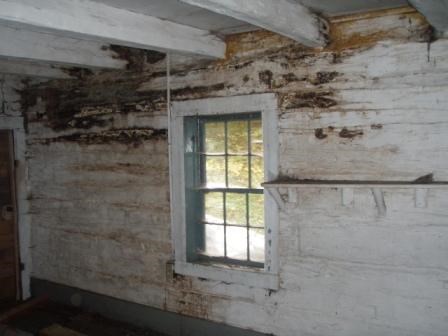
297;0;408;16
91;0;409;35
89;0;255;34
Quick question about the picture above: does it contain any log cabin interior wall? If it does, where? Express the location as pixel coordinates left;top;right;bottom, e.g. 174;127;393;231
17;7;448;336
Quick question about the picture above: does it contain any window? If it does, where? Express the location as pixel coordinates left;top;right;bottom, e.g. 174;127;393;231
184;113;264;268
170;94;279;290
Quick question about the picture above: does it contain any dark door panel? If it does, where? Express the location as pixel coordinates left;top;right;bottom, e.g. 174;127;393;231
0;130;20;302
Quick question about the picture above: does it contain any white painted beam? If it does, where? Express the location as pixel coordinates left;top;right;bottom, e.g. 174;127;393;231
0;59;72;79
0;26;126;70
0;0;226;58
180;0;328;47
409;0;448;34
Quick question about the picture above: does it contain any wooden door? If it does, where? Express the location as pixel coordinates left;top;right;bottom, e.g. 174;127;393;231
0;130;20;302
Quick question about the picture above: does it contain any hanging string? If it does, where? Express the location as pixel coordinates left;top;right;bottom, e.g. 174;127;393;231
0;75;6;115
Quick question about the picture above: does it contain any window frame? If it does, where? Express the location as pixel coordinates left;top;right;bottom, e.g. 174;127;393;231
170;94;279;290
185;112;264;268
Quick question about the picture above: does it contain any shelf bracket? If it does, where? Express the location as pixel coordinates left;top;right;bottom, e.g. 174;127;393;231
288;187;298;204
266;187;286;211
415;188;428;208
341;187;354;207
371;188;386;216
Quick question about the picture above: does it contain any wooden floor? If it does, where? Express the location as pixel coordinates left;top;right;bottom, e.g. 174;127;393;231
4;301;168;336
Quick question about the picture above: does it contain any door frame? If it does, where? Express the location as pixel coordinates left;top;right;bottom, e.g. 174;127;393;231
0;130;21;301
7;130;21;300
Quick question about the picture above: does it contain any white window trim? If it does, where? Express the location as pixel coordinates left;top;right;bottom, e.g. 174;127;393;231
170;93;279;290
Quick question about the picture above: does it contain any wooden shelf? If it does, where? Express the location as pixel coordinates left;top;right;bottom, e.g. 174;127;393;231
262;180;448;189
262;180;448;214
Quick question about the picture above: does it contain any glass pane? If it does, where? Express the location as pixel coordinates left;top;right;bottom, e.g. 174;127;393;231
205;155;226;187
205;192;223;224
250;119;263;156
249;194;264;228
228;120;248;154
228;156;249;188
249;228;264;263
205;122;225;154
226;193;246;226
204;224;224;257
226;226;248;260
251;156;264;188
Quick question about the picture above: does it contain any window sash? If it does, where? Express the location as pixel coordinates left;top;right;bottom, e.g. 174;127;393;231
185;113;264;267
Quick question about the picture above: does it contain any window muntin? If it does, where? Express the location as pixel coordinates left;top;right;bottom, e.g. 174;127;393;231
184;113;264;268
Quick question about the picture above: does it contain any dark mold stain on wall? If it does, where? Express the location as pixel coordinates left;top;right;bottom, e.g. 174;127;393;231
339;127;364;139
36;128;167;146
281;91;337;109
259;70;274;88
312;71;339;85
315;128;328;140
109;45;166;70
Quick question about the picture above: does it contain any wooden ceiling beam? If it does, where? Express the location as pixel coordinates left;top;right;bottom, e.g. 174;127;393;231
0;25;127;70
0;0;226;59
409;0;448;34
180;0;328;47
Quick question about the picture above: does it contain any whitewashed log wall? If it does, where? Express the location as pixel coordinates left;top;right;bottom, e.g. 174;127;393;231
24;7;448;336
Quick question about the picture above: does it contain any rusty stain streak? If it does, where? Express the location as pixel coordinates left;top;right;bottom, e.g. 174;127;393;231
327;7;429;52
224;30;296;61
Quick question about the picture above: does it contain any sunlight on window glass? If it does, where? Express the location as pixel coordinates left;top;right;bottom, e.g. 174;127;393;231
204;224;224;257
204;192;223;224
226;226;248;260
